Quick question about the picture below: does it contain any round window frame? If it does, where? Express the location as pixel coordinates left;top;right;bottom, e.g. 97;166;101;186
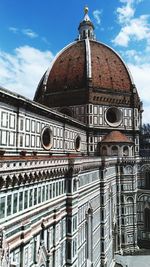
105;107;122;127
41;127;53;151
74;135;81;152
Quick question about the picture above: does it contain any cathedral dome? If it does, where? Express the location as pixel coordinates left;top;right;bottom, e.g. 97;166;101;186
34;7;139;109
34;40;132;98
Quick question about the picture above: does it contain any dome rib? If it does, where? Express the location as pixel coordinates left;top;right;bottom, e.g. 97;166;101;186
85;38;92;79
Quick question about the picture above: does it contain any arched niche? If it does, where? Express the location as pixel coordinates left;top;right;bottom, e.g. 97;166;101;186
123;146;129;156
111;145;118;156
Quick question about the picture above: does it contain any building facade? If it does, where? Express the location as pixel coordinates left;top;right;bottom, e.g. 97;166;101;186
0;7;150;267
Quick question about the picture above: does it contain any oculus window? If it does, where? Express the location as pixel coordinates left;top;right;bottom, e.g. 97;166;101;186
75;135;81;152
105;107;122;127
41;127;53;150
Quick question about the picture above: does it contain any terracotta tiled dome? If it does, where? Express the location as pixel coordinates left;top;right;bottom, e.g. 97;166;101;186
43;41;86;93
34;8;139;108
90;41;132;91
101;131;132;143
34;40;132;96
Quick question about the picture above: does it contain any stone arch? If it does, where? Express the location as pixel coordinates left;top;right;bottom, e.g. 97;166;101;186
123;145;129;156
86;202;93;214
85;203;93;265
124;165;133;174
126;196;134;203
138;165;150;189
140;164;150;172
138;194;150;204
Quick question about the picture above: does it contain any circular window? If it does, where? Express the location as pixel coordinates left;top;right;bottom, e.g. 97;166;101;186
75;135;81;152
105;107;122;127
41;127;53;150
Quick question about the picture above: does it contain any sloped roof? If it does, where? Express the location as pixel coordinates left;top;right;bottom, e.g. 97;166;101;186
101;131;132;143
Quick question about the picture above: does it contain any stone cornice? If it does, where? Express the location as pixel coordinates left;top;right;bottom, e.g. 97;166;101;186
0;156;120;188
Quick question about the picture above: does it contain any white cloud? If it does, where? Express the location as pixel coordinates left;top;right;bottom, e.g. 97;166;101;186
93;10;102;25
128;63;150;123
113;15;150;46
119;0;143;4
114;0;150;123
113;0;150;47
108;26;114;31
113;30;130;47
9;27;18;34
141;105;150;124
120;47;150;123
119;0;132;3
9;27;38;39
0;46;54;99
41;37;50;45
116;4;135;24
123;49;150;65
22;28;38;38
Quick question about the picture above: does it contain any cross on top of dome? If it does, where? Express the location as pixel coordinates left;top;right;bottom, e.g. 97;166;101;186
84;6;89;14
84;6;90;21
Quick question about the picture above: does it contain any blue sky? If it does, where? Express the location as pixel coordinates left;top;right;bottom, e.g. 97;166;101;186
0;0;150;123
